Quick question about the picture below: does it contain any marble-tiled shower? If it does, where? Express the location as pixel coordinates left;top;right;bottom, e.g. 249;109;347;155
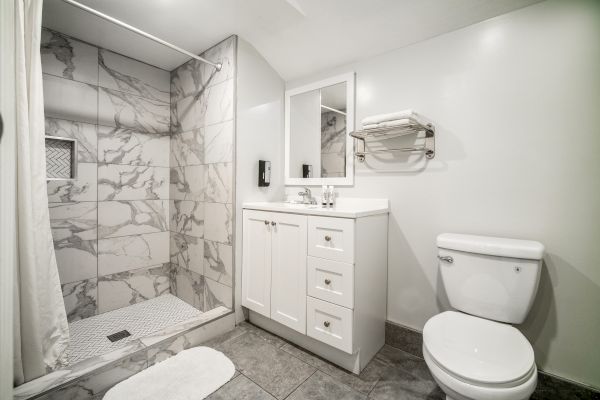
42;28;235;322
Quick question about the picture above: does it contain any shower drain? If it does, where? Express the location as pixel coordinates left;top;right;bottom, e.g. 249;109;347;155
107;330;131;342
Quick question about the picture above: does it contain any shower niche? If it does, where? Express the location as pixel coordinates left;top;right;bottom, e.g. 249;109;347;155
45;136;77;180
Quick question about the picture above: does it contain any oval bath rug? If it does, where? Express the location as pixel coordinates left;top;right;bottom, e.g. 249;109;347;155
103;347;235;400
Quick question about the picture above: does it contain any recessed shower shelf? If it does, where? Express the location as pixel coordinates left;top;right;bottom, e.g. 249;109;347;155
45;136;78;180
350;118;435;162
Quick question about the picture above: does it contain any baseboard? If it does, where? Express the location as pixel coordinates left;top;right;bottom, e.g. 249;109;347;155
385;320;600;399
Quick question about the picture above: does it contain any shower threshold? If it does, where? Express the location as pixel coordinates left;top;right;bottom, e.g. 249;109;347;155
14;294;232;400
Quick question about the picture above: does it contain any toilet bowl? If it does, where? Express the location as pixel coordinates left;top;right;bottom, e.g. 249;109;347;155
426;233;545;400
423;311;537;400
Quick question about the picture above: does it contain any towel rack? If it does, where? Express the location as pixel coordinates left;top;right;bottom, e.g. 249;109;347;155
350;118;435;162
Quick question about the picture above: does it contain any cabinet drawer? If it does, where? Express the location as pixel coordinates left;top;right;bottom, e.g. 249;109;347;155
308;216;354;263
307;256;354;309
306;296;353;354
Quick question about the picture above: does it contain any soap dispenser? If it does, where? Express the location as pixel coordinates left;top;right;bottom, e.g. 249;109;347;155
328;185;335;207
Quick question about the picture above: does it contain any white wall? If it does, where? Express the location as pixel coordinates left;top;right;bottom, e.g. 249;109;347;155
289;90;321;178
235;38;286;323
286;0;600;388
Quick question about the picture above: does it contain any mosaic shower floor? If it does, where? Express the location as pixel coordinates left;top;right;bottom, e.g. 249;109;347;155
67;294;202;365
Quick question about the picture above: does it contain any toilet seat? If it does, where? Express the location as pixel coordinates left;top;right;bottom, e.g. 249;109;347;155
423;311;535;387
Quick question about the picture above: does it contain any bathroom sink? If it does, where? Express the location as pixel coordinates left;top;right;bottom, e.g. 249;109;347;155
243;199;389;218
280;202;320;209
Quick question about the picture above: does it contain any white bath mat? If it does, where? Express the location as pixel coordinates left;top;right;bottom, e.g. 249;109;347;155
103;347;235;400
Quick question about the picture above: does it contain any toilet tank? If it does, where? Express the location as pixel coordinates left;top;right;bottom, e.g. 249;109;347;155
437;233;544;324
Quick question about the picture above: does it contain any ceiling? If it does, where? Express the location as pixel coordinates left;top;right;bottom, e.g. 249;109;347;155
42;0;543;80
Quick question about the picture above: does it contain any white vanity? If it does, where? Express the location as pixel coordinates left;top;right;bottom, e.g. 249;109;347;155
241;199;389;373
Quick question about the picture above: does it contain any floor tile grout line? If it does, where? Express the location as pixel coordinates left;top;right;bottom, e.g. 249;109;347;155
277;341;378;396
237;370;280;399
242;327;371;398
282;369;318;400
224;327;317;399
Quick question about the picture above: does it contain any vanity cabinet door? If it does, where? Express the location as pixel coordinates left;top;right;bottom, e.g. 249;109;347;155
270;213;308;334
242;210;273;318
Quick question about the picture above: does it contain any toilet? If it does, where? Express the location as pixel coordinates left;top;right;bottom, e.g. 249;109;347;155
423;233;545;400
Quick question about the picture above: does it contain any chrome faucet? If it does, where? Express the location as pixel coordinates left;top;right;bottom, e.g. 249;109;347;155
298;187;316;204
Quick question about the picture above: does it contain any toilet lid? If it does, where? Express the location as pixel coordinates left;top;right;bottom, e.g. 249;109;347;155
423;311;535;385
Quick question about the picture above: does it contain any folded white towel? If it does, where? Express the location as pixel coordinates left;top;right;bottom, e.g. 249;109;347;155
103;347;235;400
361;110;414;126
363;123;379;130
363;118;413;130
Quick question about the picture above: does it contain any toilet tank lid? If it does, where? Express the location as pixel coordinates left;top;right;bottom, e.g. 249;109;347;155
437;233;544;260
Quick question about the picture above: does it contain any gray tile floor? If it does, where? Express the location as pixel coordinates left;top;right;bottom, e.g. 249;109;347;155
204;322;445;400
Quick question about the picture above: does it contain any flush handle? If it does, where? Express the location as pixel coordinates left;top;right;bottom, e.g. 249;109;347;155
438;255;453;263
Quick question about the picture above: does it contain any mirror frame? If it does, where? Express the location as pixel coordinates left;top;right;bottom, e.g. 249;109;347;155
284;72;355;186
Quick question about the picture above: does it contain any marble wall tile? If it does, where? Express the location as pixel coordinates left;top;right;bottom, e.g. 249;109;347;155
170;200;204;237
98;164;168;200
204;277;233;310
170;36;235;103
98;126;169;167
321;151;346;178
321;111;346;154
98;231;170;276
62;278;98;322
43;74;98;124
146;314;234;366
204;241;232;287
98;87;170;134
97;263;170;313
170;232;204;275
204;120;233;164
54;238;98;284
98;200;168;239
38;352;147;400
13;341;147;400
171;79;234;133
99;49;170;103
170;128;203;167
47;162;97;202
170;164;205;201
172;265;205;311
49;202;97;241
204;203;232;244
45;118;97;163
41;28;98;85
49;202;98;283
146;333;190;367
205;162;232;203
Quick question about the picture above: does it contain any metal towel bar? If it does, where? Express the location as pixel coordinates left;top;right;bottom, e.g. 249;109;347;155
350;117;435;162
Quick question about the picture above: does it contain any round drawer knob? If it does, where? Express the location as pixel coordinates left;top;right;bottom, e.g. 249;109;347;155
323;321;331;328
271;221;276;226
324;235;331;242
264;220;269;225
324;279;331;285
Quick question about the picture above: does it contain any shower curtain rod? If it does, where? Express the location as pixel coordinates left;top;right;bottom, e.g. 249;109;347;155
59;0;222;71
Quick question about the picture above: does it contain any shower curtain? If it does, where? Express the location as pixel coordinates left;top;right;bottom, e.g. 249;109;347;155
13;0;69;385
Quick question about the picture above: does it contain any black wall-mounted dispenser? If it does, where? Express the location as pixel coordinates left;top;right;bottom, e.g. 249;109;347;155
302;164;312;178
258;160;271;187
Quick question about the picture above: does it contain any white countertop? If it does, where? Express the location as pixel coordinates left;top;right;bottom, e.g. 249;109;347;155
243;198;389;218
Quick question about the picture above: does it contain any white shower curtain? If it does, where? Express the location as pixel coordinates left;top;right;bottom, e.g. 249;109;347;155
13;0;69;386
